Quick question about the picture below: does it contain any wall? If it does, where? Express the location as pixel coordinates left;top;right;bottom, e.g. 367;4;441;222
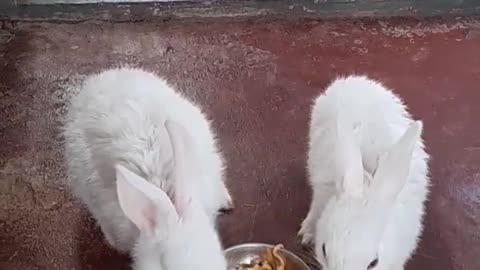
17;0;188;4
2;0;480;21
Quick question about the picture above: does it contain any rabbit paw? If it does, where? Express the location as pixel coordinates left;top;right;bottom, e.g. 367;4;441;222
298;218;316;246
101;225;130;253
102;228;118;249
218;185;234;213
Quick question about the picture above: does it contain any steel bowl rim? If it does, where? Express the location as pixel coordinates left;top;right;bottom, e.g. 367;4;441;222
224;242;311;270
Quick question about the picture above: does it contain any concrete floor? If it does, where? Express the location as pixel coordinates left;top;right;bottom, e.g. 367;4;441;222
0;17;479;270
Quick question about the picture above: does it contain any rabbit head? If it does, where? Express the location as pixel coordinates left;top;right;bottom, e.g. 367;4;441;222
315;112;423;270
116;120;226;270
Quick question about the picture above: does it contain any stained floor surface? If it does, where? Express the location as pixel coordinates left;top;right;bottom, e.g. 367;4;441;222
0;17;479;270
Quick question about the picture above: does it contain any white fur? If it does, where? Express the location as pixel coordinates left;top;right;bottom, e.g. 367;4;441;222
298;76;430;270
63;67;231;268
116;120;227;270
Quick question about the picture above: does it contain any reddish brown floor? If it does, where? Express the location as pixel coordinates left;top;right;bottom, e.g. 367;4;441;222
1;17;479;270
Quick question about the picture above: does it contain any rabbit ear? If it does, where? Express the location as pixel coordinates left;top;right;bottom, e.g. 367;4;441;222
335;111;364;197
164;120;196;216
116;164;178;235
372;121;423;203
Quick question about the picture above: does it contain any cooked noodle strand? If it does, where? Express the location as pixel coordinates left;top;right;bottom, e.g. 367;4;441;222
237;244;286;270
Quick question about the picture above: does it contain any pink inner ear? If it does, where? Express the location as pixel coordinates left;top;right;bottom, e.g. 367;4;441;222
140;204;158;233
116;164;181;235
174;195;192;217
116;165;158;234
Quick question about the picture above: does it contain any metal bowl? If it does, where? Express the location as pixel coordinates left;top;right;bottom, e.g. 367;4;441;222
224;243;311;270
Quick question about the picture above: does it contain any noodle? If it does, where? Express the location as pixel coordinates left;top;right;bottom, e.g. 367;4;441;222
272;245;285;270
236;244;287;270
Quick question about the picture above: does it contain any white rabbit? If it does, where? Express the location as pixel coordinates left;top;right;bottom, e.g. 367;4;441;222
63;67;232;254
298;75;430;270
116;120;227;270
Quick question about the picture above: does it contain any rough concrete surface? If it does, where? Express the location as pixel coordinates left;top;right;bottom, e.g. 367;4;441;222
0;17;479;270
5;1;480;23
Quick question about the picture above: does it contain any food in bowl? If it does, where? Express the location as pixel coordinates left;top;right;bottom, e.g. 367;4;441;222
234;244;286;270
